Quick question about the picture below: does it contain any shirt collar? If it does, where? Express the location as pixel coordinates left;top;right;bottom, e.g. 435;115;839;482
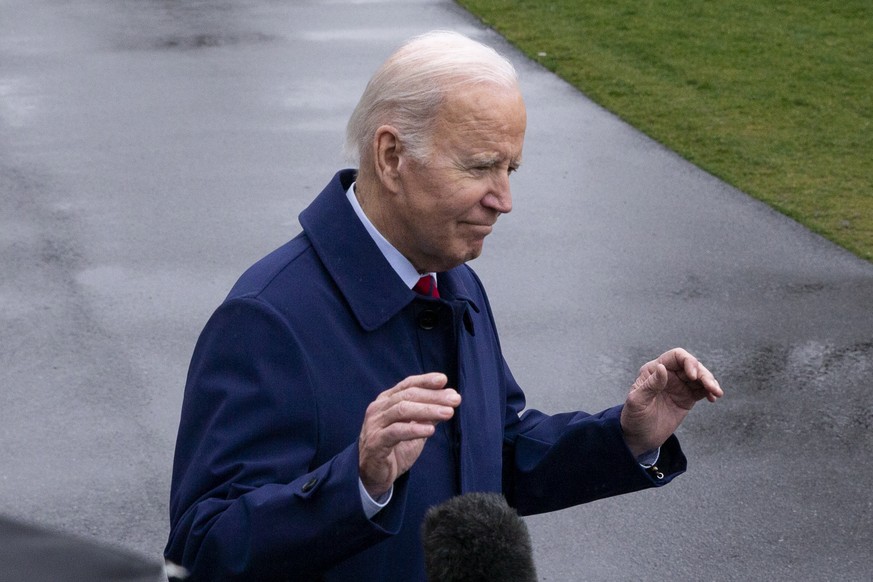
345;182;436;290
299;170;475;332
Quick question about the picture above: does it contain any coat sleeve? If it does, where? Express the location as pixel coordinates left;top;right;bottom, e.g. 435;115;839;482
164;297;406;581
460;265;687;516
500;358;687;516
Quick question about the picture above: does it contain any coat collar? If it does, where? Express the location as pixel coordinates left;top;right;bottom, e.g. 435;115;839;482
299;169;479;331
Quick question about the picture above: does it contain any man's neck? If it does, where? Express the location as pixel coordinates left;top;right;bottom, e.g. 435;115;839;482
345;179;426;289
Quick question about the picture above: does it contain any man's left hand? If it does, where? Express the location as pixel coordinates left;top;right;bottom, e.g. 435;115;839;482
620;348;723;458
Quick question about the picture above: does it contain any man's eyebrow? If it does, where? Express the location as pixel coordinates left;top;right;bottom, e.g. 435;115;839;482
468;153;521;167
468;153;501;165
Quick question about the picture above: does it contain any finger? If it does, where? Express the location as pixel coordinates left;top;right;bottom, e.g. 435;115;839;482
656;348;691;373
637;358;658;378
373;390;460;428
372;419;438;444
370;374;452;412
672;348;701;382
359;422;435;459
360;404;444;452
697;368;724;401
685;354;724;402
387;385;461;409
658;348;709;384
378;373;449;401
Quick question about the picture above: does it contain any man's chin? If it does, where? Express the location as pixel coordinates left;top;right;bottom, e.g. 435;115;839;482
461;242;485;264
421;240;487;271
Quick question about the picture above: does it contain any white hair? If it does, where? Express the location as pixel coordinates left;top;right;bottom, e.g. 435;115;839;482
344;30;519;165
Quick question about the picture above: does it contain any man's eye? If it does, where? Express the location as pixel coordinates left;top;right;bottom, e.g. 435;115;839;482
469;162;518;175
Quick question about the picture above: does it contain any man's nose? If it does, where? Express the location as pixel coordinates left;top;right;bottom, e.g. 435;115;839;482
483;174;513;214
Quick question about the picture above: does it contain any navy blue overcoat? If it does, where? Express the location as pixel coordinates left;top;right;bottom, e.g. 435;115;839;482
165;170;685;580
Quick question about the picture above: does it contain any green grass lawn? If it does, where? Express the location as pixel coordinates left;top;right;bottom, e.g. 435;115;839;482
458;0;872;261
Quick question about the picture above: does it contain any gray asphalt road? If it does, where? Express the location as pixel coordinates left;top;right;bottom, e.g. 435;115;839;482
2;1;872;580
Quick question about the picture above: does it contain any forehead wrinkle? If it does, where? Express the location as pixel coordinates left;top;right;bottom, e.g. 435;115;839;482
429;85;526;164
440;84;524;125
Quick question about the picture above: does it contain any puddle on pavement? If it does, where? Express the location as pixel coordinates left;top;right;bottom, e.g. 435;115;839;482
149;31;276;51
686;339;873;449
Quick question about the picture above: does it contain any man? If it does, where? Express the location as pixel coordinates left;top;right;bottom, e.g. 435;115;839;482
165;31;723;581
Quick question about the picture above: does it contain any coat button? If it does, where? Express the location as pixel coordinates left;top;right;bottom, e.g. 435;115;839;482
646;465;665;480
418;309;438;330
301;477;318;493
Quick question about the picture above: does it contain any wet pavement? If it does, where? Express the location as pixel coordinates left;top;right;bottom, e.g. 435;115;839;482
2;0;872;579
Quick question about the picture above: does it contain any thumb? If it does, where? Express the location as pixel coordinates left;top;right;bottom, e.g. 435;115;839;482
640;363;669;396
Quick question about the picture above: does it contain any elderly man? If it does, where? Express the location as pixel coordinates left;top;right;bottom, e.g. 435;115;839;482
165;31;722;581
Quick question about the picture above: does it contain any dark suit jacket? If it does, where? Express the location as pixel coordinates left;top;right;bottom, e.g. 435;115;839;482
164;169;686;581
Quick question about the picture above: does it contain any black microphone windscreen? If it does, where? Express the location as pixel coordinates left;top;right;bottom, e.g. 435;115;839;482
421;492;537;582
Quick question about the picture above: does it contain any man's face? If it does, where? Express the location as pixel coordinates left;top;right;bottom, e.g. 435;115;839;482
389;84;526;273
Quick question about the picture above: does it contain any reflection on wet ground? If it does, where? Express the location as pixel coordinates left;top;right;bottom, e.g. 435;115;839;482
697;340;873;448
147;32;277;51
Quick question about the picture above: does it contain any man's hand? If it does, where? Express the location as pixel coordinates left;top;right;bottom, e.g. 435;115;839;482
621;348;723;458
358;373;461;498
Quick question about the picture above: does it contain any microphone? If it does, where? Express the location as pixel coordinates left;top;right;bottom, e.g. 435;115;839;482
421;492;537;581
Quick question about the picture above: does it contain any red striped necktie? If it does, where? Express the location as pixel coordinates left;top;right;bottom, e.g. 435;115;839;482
413;275;440;298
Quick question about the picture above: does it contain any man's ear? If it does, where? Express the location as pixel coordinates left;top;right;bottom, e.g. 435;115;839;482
373;125;403;193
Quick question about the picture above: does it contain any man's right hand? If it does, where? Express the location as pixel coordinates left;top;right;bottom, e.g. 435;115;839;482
358;373;461;499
